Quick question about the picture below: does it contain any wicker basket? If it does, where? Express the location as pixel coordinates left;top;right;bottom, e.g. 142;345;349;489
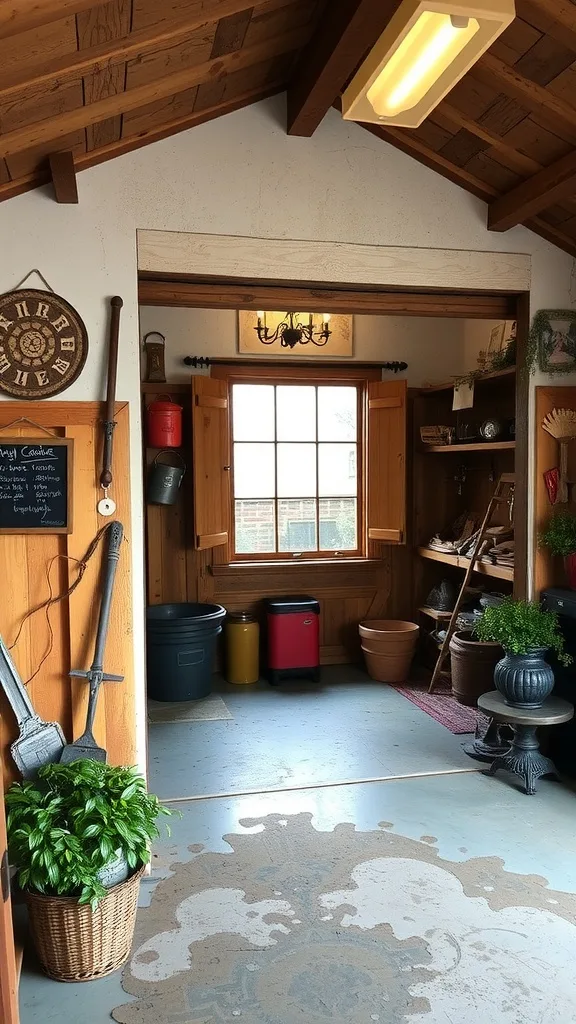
25;865;144;982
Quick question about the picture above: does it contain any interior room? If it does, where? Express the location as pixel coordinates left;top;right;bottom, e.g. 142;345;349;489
1;1;576;1022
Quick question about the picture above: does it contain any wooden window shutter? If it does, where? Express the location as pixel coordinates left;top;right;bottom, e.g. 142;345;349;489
367;379;407;544
192;377;231;550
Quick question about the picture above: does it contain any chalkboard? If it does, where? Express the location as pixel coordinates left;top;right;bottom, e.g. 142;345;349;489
0;438;73;534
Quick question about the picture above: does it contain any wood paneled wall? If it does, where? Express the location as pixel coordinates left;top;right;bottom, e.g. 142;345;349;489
0;402;135;787
143;383;413;664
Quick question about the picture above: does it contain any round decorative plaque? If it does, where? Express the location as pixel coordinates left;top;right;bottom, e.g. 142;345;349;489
0;288;88;399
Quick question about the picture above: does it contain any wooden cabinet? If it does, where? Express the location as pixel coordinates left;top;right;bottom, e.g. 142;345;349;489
0;765;19;1024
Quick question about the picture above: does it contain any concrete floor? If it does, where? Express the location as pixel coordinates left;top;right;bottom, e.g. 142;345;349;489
18;668;576;1022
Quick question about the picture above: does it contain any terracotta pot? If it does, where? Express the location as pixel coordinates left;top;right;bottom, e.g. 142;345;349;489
565;552;576;590
359;620;419;683
449;630;503;707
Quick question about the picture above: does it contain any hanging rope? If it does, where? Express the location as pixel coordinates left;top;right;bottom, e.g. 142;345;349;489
9;524;112;687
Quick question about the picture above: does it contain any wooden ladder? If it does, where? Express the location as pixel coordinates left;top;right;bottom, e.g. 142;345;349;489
428;473;515;694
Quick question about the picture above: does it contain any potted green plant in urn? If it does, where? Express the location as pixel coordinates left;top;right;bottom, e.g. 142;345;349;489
540;509;576;589
474;598;572;708
5;759;173;982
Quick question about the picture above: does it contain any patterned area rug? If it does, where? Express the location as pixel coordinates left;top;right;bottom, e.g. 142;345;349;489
147;694;232;724
391;682;479;734
112;812;576;1023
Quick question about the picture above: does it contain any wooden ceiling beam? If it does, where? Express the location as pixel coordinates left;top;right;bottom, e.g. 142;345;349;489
0;82;285;203
488;150;576;231
0;0;267;100
518;0;576;56
287;0;400;137
435;103;542;178
474;54;576;143
362;123;576;258
0;28;305;158
363;123;497;203
0;0;96;40
48;151;78;203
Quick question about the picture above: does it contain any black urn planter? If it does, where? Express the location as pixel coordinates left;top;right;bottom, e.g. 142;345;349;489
494;648;555;709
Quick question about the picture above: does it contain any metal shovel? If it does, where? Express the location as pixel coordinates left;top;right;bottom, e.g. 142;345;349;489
60;521;124;764
0;635;65;778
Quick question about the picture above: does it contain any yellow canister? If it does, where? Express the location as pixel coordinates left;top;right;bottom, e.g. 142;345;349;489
226;612;260;684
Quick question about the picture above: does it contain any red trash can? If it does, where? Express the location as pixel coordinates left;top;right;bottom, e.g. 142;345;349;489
264;595;320;685
147;396;183;448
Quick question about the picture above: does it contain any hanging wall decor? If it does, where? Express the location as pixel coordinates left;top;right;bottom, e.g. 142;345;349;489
238;311;353;357
529;310;576;375
0;288;88;398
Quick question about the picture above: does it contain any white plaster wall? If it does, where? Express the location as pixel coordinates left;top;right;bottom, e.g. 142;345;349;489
1;94;575;775
139;306;479;387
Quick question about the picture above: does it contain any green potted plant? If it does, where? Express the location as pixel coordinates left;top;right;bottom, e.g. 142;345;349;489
474;598;572;708
5;759;173;982
540;509;576;589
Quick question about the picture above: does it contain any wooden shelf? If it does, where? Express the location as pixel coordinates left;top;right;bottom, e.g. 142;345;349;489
418;606;452;620
417;546;514;581
419;366;515;393
423;441;516;453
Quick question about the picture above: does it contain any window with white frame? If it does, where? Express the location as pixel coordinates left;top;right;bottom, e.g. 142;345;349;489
231;382;361;558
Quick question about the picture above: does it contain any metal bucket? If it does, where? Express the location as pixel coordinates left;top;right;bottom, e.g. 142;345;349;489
147;450;186;505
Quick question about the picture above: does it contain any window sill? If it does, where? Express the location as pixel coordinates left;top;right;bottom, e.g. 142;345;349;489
211;558;380;576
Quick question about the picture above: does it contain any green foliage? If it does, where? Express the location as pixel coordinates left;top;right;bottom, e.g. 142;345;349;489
474;598;572;665
5;760;173;910
539;510;576;557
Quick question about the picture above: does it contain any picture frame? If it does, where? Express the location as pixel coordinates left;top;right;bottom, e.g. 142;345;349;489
238;311;354;357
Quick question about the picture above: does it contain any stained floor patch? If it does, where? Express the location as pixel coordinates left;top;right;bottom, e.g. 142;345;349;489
112;812;576;1024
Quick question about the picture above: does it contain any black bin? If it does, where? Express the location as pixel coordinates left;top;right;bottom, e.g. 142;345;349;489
146;602;226;701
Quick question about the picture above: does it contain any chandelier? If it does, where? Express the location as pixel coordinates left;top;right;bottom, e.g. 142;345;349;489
255;311;332;348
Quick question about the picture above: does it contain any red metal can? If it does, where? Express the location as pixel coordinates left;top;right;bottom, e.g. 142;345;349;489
147;396;183;448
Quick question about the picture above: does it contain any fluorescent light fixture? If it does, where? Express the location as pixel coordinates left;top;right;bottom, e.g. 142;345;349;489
342;0;515;128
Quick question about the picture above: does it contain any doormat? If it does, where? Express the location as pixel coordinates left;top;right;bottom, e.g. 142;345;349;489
391;681;478;734
112;811;576;1023
147;694;232;724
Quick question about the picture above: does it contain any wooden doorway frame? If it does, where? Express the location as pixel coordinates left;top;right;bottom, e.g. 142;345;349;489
136;229;531;595
138;273;529;600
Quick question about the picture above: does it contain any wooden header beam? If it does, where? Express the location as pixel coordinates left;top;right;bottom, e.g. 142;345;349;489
138;276;518;318
287;0;400;137
488;149;576;232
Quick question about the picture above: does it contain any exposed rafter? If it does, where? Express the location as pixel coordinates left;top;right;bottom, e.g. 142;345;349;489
0;0;266;100
363;123;576;258
48;151;78;203
519;0;576;56
0;0;95;39
488;149;576;232
0;83;285;203
434;103;543;177
287;0;400;137
474;53;576;145
0;28;305;158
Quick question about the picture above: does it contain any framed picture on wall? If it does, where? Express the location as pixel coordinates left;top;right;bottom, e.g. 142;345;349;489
238;311;354;357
